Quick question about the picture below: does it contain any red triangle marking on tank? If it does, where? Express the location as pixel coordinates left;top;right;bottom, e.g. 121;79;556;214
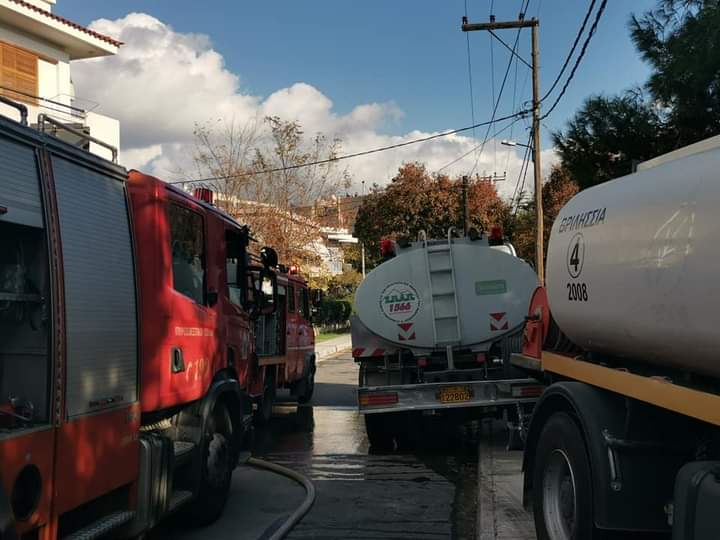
398;322;413;331
490;312;506;321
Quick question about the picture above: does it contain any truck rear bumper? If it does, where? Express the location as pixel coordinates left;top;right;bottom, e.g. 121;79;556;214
358;378;543;414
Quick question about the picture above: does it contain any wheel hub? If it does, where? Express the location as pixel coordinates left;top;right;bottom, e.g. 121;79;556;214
542;449;577;540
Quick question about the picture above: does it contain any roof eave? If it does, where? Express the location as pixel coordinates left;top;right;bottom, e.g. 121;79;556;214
0;1;120;60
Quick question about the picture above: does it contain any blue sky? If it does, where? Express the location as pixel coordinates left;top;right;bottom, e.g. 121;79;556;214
61;1;655;137
61;0;658;191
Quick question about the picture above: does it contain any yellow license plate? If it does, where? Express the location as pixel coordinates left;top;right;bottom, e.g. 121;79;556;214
437;385;472;403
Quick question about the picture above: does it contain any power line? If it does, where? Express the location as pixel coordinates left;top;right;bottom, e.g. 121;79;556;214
511;132;534;215
541;0;597;102
442;0;531;179
467;0;531;176
489;1;496;171
464;0;477;141
169;109;531;186
469;19;525;177
504;0;526;174
510;131;533;206
437;114;526;173
541;0;608;120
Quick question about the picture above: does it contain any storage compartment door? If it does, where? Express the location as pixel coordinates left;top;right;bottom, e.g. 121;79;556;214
52;156;138;418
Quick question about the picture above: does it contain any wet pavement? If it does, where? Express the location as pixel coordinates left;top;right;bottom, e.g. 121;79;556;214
476;424;535;540
159;351;535;539
255;353;480;540
259;352;536;540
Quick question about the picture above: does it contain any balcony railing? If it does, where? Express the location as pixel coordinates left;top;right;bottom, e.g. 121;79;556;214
0;86;87;122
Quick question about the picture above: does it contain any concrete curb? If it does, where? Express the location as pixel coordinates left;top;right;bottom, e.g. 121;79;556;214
315;334;352;361
316;347;351;362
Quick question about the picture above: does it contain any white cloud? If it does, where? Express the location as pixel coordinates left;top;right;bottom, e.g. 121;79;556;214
73;13;557;200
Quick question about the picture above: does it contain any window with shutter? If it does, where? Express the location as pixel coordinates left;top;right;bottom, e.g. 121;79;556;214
0;42;38;104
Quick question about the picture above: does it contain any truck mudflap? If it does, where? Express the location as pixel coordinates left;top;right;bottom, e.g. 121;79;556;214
358;378;543;414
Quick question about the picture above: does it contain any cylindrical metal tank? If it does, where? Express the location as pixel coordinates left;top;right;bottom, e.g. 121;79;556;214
546;143;720;378
355;237;537;351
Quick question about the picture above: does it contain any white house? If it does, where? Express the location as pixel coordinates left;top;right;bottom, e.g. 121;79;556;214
0;0;120;160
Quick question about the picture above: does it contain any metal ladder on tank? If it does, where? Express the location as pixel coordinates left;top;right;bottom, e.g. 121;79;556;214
422;228;462;369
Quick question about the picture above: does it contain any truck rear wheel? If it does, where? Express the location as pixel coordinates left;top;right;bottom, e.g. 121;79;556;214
296;358;316;404
188;401;234;526
255;368;276;426
533;412;595;540
364;413;395;450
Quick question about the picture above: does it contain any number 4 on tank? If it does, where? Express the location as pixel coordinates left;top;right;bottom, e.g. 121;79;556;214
567;233;585;278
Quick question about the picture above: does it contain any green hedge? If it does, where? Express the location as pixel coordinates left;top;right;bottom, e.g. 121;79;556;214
315;297;353;326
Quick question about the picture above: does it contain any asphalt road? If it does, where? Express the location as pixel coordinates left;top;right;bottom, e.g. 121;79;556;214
159;351;535;539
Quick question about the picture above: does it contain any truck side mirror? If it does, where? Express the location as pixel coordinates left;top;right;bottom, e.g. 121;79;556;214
311;288;323;307
260;246;278;268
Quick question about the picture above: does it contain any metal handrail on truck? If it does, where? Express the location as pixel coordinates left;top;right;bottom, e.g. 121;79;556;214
37;113;118;163
0;96;28;126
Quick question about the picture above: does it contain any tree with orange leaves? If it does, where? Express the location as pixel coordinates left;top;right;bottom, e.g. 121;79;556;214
509;164;579;265
354;163;510;269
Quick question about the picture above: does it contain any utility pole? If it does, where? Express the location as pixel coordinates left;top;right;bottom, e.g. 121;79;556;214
530;22;544;284
462;15;544;284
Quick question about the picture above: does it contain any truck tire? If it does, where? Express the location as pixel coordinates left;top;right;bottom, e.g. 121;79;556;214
296;358;316;404
533;412;596;540
364;413;395;450
188;401;234;526
255;368;276;426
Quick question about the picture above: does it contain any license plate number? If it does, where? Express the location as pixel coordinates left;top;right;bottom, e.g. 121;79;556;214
437;385;472;403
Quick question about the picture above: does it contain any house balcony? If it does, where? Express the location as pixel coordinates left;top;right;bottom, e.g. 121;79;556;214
0;88;119;162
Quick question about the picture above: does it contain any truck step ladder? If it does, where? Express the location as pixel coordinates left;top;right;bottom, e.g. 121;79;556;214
423;228;462;349
168;489;194;512
173;440;196;467
62;511;135;540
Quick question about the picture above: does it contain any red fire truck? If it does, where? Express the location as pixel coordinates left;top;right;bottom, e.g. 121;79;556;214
0;98;315;539
253;264;317;424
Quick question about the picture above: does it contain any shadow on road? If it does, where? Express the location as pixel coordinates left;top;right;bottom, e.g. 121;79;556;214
298;381;356;408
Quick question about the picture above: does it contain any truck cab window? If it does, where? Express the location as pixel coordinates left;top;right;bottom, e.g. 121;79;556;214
287;284;295;313
225;230;245;307
168;204;205;304
300;288;310;320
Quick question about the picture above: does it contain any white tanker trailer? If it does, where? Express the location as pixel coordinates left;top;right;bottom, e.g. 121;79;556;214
352;228;544;448
512;135;720;540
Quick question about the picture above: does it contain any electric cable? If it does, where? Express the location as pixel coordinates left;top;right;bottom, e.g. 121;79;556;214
509;135;531;206
489;0;496;171
541;0;597;102
512;135;534;215
169;110;530;186
465;0;478;142
541;0;608;119
504;0;526;175
436;114;526;173
466;0;531;177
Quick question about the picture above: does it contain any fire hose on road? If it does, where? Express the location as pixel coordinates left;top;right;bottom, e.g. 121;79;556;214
248;457;316;540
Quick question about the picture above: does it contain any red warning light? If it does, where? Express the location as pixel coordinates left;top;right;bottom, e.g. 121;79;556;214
489;226;503;246
380;239;396;258
193;188;214;205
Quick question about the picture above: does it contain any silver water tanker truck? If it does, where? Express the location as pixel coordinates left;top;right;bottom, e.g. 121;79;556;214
512;134;720;540
352;228;544;448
